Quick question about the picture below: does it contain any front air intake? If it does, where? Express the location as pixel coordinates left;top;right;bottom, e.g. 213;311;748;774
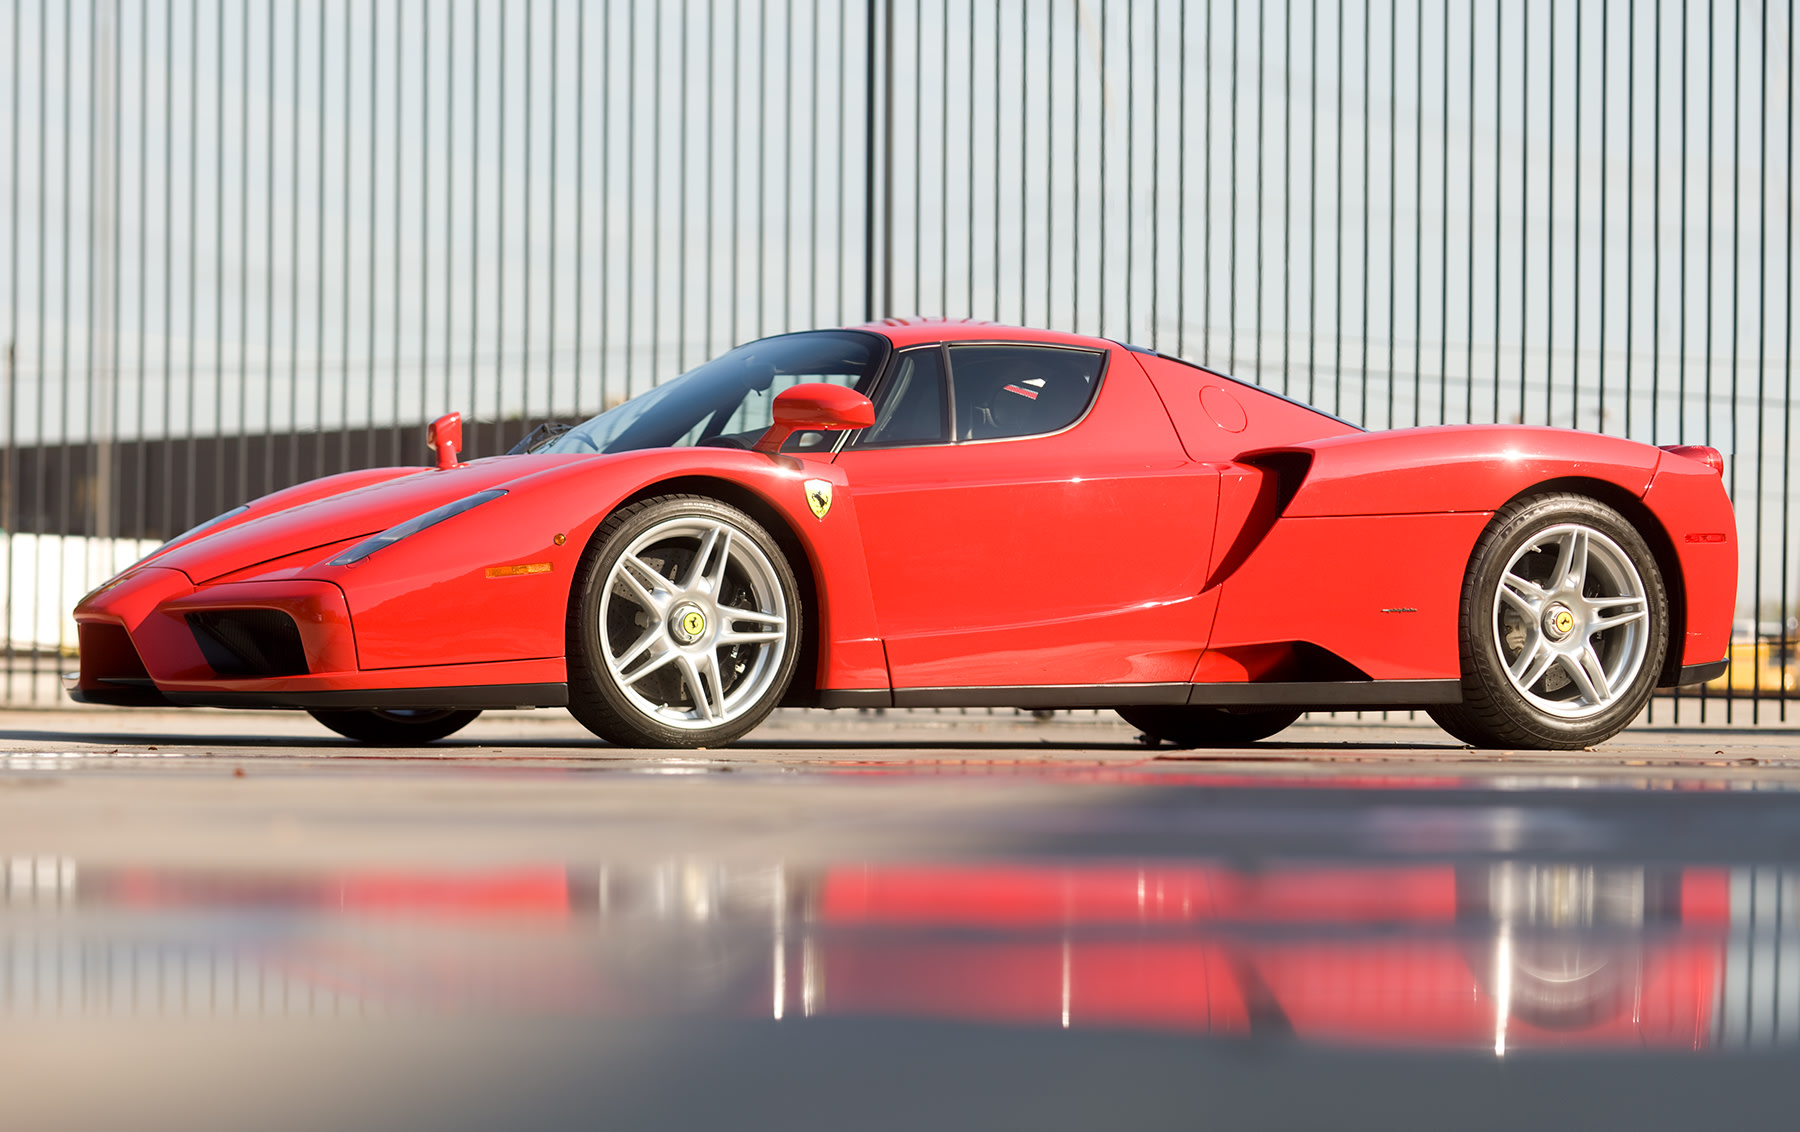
185;609;309;678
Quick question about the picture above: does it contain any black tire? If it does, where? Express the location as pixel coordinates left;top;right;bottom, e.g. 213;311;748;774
307;707;481;745
1116;705;1304;747
1428;493;1669;750
567;494;802;749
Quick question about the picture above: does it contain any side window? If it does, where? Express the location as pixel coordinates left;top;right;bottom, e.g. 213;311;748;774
948;345;1103;440
860;347;949;447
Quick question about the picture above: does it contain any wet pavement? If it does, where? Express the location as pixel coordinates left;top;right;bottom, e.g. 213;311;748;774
4;706;1800;1130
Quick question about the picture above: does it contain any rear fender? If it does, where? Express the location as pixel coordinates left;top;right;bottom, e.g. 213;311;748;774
1204;511;1494;681
1636;456;1736;673
1279;426;1661;517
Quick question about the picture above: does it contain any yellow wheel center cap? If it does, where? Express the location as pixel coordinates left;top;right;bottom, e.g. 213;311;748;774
672;606;708;644
1544;605;1576;641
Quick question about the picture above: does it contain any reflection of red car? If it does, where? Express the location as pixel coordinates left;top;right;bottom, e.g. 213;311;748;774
815;863;1730;1051
70;320;1733;749
48;858;1731;1049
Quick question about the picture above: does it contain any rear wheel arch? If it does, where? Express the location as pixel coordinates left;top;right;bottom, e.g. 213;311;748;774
1496;476;1686;686
1430;490;1670;748
610;475;823;703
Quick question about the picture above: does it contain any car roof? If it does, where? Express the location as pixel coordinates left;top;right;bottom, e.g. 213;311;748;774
851;317;1118;352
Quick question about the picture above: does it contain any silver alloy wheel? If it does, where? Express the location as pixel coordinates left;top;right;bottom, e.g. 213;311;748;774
597;515;789;731
1491;523;1651;718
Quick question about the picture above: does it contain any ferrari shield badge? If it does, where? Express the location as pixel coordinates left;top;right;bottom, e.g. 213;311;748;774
804;478;833;520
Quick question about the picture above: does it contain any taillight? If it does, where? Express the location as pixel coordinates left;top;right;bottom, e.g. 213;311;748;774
1660;444;1725;476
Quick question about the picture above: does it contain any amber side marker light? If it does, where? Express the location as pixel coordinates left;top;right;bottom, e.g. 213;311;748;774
1684;533;1729;544
1659;444;1726;476
486;562;553;578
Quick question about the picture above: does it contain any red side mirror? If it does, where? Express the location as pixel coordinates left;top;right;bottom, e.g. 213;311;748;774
427;412;464;469
753;384;876;454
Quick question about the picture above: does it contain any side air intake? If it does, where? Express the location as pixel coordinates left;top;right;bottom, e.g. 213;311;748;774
185;610;309;678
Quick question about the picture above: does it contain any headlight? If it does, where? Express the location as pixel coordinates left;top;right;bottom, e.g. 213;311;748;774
326;489;508;566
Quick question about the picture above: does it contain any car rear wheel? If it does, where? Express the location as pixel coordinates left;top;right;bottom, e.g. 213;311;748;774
567;495;801;748
1428;493;1668;750
307;707;481;745
1116;705;1304;747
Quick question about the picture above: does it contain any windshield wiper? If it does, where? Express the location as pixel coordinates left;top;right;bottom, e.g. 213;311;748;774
508;421;575;455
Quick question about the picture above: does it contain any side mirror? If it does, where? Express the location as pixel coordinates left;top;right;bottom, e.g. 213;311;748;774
427;412;464;469
753;384;876;454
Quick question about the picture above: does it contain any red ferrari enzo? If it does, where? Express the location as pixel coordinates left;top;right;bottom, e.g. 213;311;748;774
69;320;1734;750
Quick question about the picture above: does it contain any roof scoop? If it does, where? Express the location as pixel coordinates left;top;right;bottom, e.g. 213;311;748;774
427;412;464;469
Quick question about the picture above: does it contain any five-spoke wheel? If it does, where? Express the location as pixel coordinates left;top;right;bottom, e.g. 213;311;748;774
1490;523;1651;716
1430;494;1668;750
568;495;801;748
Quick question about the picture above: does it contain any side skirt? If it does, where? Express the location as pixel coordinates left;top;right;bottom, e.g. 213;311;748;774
880;680;1463;711
160;683;570;711
1186;679;1462;708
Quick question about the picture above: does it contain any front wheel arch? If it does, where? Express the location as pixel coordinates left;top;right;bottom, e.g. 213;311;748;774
612;475;823;704
565;493;803;748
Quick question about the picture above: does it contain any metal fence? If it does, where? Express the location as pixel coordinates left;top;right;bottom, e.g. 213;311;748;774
0;0;1795;718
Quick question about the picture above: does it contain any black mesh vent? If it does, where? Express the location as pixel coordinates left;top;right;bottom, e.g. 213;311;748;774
185;610;309;678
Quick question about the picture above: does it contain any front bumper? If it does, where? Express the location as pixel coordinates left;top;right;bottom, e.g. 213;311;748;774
70;566;566;710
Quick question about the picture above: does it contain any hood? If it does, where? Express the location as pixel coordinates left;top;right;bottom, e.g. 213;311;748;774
152;454;587;584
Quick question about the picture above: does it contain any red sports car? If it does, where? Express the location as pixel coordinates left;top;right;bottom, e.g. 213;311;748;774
69;320;1735;750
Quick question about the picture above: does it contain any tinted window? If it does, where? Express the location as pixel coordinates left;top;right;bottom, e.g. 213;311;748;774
948;345;1103;440
862;347;949;446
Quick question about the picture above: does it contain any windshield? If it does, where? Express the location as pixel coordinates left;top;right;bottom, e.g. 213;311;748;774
540;330;890;455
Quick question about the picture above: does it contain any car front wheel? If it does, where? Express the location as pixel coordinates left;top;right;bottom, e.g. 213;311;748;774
567;495;801;748
1428;493;1669;750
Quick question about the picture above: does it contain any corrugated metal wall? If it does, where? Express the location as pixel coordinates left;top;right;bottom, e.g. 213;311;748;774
0;0;1794;718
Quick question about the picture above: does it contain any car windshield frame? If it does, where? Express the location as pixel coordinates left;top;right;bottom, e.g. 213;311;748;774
537;329;892;456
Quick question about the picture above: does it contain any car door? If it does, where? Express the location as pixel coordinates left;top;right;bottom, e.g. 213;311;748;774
832;341;1220;695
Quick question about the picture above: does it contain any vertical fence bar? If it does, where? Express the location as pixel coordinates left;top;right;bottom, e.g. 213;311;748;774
1628;0;1637;443
8;0;22;698
522;0;535;417
545;0;555;415
52;0;69;701
1599;0;1609;435
1781;0;1794;722
445;0;456;420
391;1;404;465
494;0;507;448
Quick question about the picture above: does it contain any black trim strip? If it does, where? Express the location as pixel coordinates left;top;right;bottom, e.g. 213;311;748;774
1663;659;1728;688
893;684;1190;709
1186;679;1463;707
159;683;569;711
68;685;176;708
815;689;894;709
